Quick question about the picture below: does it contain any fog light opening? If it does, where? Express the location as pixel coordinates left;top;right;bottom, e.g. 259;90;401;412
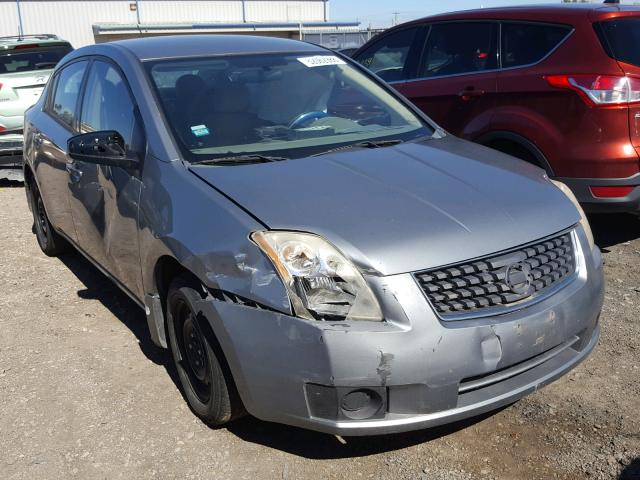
340;389;383;420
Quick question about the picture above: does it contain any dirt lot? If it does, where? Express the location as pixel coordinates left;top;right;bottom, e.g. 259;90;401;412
0;182;639;480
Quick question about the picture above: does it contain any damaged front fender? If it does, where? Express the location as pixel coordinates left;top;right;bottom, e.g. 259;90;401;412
137;159;293;348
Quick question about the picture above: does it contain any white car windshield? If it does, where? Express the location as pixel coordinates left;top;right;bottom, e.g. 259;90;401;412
145;52;432;161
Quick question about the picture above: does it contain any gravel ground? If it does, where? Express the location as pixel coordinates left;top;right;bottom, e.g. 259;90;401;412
0;181;639;480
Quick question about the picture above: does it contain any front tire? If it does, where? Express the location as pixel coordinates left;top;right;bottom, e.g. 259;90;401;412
166;275;240;426
30;180;69;257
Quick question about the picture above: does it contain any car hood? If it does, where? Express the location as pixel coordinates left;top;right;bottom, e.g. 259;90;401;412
190;136;580;276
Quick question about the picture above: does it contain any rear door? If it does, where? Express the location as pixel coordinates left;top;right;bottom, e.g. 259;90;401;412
398;21;499;138
33;59;89;242
595;16;640;157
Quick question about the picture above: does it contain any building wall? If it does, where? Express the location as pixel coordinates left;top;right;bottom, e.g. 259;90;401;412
304;30;378;50
0;0;327;47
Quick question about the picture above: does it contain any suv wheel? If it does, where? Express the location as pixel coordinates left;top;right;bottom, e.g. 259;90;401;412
488;139;543;169
166;275;242;426
30;180;69;256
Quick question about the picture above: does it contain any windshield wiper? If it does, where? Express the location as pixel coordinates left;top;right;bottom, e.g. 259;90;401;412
312;139;403;157
190;154;288;166
356;139;404;148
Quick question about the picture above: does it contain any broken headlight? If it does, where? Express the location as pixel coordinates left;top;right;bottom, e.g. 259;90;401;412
251;231;383;321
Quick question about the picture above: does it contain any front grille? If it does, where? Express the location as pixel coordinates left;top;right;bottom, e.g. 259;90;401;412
415;231;576;317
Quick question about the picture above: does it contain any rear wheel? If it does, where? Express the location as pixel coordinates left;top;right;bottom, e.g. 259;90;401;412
30;180;69;257
166;275;242;426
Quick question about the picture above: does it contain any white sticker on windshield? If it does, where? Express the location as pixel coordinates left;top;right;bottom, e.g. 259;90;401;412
297;55;346;68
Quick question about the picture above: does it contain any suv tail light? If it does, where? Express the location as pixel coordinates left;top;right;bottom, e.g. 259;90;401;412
545;74;640;106
0;124;5;133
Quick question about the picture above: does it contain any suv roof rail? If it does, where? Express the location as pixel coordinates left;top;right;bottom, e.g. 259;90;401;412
0;34;60;41
603;0;620;4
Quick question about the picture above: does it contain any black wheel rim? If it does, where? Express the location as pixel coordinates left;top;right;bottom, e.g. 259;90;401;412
36;194;49;244
174;299;211;403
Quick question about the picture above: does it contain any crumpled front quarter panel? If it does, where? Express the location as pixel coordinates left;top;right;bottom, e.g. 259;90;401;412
138;158;290;313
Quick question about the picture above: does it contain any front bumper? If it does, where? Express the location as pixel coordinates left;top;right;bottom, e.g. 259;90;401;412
558;174;640;213
0;133;24;181
195;227;604;436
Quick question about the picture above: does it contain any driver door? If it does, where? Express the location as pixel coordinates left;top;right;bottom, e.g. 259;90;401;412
67;59;144;297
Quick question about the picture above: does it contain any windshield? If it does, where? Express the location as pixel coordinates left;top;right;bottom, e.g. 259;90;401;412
0;46;72;73
145;52;432;161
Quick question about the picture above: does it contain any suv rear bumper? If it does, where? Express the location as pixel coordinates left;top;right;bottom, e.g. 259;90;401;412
0;133;24;181
558;174;640;213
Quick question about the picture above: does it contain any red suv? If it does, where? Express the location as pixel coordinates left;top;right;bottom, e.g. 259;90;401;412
353;3;640;212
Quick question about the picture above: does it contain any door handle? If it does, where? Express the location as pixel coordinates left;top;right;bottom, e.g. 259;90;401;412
66;162;83;182
458;88;485;101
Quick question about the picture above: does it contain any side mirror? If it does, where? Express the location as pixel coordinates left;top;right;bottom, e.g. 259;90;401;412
67;131;139;169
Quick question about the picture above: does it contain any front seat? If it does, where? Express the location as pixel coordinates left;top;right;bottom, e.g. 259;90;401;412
202;81;262;146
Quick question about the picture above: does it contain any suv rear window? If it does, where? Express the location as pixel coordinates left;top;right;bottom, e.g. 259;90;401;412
0;46;72;74
596;18;640;68
501;22;572;68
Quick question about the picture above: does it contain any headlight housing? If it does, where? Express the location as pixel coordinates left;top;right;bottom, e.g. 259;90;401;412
251;231;383;321
552;179;595;250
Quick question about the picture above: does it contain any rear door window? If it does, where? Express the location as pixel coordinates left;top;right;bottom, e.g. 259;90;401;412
354;27;421;82
419;22;498;78
596;18;640;68
49;60;88;129
501;22;572;68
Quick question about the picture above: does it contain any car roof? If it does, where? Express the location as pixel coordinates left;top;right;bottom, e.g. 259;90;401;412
109;34;326;61
0;34;71;50
399;2;640;26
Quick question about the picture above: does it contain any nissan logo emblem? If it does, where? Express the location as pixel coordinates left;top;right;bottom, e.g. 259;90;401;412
505;262;534;296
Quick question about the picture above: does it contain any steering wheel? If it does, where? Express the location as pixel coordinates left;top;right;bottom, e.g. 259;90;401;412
288;111;328;129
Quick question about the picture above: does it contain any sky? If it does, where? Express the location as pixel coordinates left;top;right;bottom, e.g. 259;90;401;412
330;0;582;28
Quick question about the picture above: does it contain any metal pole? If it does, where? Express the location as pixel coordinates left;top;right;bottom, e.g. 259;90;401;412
241;0;246;22
16;0;24;37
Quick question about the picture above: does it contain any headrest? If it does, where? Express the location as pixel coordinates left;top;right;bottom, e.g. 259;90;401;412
175;74;205;100
214;82;251;113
